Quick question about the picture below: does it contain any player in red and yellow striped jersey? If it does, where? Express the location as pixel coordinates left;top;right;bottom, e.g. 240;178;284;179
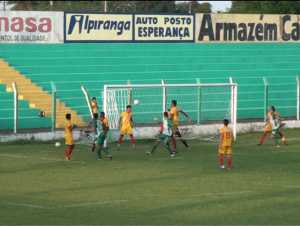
258;106;287;145
117;105;136;148
91;97;99;114
64;113;75;161
169;100;191;150
218;119;233;170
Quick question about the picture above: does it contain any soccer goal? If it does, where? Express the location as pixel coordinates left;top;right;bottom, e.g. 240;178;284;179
103;80;238;139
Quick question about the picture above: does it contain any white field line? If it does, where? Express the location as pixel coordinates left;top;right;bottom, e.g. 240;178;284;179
271;150;300;153
1;191;252;210
150;156;184;161
1;191;251;210
62;199;128;208
195;137;299;145
3;201;49;209
0;153;86;164
234;149;300;156
235;137;299;145
282;185;300;189
1;200;128;209
188;190;253;197
5;189;298;211
139;190;254;198
263;183;300;189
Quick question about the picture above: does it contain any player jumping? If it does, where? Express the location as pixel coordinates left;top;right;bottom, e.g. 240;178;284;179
91;97;99;114
258;106;287;146
218;119;233;170
169;100;191;150
96;112;112;160
117;105;136;149
64;113;75;161
147;112;176;157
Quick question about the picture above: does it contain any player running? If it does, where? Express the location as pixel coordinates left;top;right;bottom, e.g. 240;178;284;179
169;100;191;150
96;112;112;160
91;97;99;114
117;105;136;148
64;113;75;161
258;106;287;146
147;112;176;157
218;119;233;170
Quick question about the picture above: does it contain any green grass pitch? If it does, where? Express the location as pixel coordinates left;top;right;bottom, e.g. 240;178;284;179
1;129;300;225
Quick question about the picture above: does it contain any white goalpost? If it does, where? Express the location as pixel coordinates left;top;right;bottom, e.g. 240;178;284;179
103;88;131;129
103;81;238;140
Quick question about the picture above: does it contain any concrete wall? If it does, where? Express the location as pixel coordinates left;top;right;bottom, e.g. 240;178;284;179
1;120;299;143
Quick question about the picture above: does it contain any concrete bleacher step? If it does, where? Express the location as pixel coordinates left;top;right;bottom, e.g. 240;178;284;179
0;83;53;130
0;59;85;128
1;43;299;127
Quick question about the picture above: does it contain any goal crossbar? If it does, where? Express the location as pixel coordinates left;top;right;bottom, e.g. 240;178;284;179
104;83;237;89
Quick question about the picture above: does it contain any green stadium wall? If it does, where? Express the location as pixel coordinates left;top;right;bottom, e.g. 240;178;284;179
0;43;299;130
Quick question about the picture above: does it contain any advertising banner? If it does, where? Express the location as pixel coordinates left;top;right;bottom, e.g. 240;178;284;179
134;14;194;42
0;11;63;43
64;13;133;42
195;13;300;42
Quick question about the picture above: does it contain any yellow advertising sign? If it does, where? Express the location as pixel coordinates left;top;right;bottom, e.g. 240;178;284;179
195;13;300;42
64;13;133;42
134;14;194;41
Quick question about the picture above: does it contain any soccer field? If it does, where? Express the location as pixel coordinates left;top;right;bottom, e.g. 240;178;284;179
0;130;300;225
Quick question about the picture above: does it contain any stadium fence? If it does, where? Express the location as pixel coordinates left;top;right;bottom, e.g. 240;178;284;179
1;76;300;137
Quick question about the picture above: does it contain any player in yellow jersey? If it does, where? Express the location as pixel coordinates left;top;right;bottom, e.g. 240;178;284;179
64;113;75;161
118;105;136;148
258;106;287;145
90;97;99;114
218;119;233;170
169;100;192;150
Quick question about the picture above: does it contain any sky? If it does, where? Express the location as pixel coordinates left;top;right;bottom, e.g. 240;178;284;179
0;1;232;12
200;1;232;12
0;1;14;10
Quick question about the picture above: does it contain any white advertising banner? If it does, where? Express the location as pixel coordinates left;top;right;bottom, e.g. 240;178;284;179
195;13;300;42
0;11;63;43
134;14;194;42
64;13;133;42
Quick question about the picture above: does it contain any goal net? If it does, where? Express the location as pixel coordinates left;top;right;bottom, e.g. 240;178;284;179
103;81;238;140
